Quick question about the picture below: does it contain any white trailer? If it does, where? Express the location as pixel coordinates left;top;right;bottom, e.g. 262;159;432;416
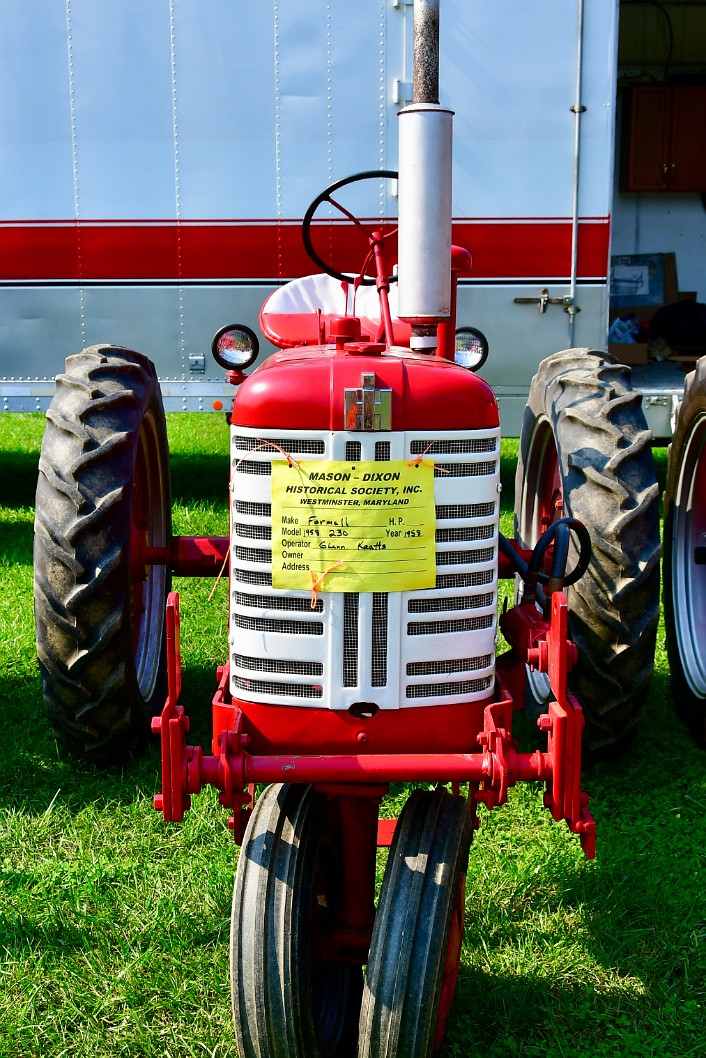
1;0;631;434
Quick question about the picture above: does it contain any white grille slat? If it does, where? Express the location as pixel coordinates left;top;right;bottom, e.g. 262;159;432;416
233;436;325;455
408;593;494;614
407;654;493;676
436;501;496;521
407;676;494;699
235;653;323;676
234;591;322;614
407;614;495;636
233;614;325;636
233;676;324;699
410;438;497;455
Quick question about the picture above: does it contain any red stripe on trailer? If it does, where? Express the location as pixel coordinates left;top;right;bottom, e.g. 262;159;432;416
0;217;610;282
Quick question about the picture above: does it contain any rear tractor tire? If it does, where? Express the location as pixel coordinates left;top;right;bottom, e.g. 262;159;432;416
34;345;171;762
515;349;661;753
663;356;706;741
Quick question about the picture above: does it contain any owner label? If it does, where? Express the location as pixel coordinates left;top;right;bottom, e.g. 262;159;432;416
271;459;436;593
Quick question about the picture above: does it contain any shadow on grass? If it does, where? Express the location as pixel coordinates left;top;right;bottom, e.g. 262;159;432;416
169;453;230;504
499;441;518;518
445;667;706;1057
652;444;669;501
0;519;33;564
446;962;693;1058
0;452;40;509
0;662;221;817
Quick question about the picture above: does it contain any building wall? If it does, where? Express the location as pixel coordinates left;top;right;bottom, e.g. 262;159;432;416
613;0;706;301
612;190;706;300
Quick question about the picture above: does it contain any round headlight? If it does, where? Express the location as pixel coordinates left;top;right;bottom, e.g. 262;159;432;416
211;324;260;371
454;327;489;372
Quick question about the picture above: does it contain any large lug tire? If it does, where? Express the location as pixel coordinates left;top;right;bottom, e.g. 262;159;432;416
358;788;472;1058
34;345;171;761
515;349;661;753
231;783;362;1058
663;356;706;741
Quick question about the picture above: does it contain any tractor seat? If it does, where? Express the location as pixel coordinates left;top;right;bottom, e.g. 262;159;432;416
259;273;410;348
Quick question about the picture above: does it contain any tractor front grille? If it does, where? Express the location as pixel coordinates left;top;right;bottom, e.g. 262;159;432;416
229;427;498;709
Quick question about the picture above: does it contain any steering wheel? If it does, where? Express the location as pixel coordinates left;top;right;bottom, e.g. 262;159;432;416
302;170;399;285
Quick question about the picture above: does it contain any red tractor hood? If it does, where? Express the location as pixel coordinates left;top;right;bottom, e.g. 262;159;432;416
232;345;499;432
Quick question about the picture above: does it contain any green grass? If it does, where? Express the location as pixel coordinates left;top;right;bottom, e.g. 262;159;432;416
1;414;705;1058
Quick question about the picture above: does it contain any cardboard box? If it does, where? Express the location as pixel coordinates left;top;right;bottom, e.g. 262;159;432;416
609;342;649;364
608;303;655;364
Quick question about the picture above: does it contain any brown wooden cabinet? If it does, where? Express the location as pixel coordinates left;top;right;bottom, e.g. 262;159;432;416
622;86;706;192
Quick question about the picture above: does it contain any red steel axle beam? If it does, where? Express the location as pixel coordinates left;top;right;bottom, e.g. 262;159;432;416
132;534;229;579
196;748;549;787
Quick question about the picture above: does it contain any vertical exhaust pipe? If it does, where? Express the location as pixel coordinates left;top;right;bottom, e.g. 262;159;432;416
413;0;440;104
397;0;453;350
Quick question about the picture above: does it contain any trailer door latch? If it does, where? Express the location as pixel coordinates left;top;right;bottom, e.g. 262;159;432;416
513;288;579;315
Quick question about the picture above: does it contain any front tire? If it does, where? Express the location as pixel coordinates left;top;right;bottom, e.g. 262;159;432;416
663;356;706;741
358;788;472;1058
34;345;171;761
231;783;361;1058
515;349;661;753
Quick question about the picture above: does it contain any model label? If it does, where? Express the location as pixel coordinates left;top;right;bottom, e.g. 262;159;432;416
271;460;436;592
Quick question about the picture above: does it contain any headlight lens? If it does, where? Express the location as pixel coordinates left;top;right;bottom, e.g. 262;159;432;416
454;327;489;372
211;324;260;371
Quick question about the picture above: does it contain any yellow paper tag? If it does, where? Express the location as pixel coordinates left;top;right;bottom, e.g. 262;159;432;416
271;459;436;592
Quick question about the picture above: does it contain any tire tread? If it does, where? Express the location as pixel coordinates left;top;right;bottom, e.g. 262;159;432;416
33;344;170;761
515;348;661;751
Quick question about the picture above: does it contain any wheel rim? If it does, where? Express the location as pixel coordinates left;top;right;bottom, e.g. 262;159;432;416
519;416;563;705
671;411;706;699
433;872;466;1052
522;417;564;540
131;409;169;700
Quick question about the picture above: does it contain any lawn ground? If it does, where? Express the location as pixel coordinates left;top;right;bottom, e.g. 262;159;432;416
0;413;704;1058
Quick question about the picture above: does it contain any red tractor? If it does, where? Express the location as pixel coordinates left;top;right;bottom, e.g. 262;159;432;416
33;3;667;1055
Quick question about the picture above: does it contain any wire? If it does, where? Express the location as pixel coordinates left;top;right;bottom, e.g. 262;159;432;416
500;518;592;606
622;1;674;76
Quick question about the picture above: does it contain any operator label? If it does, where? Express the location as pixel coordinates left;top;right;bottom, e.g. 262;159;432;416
271;459;436;592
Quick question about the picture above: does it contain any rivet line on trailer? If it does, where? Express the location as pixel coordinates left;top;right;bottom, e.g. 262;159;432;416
169;0;186;368
65;0;86;349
